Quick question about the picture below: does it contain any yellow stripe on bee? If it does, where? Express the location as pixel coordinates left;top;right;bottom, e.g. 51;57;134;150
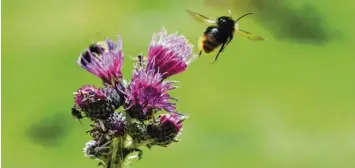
198;36;206;51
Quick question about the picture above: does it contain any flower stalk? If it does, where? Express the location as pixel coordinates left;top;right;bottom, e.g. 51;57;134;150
109;137;122;168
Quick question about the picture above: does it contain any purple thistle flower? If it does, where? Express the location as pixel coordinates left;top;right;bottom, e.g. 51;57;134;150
125;69;176;117
146;28;196;79
146;113;186;147
77;36;124;85
159;113;184;133
104;112;126;137
74;85;115;120
74;85;107;108
74;28;194;168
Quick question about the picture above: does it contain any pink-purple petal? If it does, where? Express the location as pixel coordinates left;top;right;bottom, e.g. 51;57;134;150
159;113;184;132
125;69;176;114
147;28;197;79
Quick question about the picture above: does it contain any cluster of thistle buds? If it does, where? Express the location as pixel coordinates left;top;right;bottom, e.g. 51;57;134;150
71;28;197;168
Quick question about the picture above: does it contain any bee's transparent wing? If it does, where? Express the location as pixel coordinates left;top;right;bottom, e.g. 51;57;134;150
186;10;216;24
236;29;264;41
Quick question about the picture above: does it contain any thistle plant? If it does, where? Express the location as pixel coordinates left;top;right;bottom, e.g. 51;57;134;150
71;28;197;168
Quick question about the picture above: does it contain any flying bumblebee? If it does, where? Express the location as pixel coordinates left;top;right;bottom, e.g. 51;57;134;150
186;10;264;63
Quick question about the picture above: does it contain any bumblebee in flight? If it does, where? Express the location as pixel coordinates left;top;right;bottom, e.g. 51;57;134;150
186;10;264;63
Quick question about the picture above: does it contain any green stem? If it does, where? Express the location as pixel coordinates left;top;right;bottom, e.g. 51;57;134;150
109;137;124;168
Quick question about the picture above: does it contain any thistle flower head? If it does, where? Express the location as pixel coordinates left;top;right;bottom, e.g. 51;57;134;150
125;69;176;116
159;112;185;133
104;112;126;137
146;113;186;147
83;140;111;160
147;28;196;79
126;122;149;145
74;85;107;108
83;140;99;158
78;36;124;85
74;85;116;120
102;84;123;109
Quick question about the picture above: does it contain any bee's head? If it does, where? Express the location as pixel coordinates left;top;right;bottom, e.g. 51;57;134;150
216;16;235;27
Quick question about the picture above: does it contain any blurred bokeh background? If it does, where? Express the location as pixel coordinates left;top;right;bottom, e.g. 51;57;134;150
2;0;355;167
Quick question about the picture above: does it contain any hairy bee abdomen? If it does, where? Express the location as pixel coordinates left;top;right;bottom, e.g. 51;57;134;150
199;35;221;53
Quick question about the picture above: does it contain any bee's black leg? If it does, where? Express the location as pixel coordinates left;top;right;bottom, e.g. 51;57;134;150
238;29;251;34
226;35;233;45
198;50;202;57
211;43;226;64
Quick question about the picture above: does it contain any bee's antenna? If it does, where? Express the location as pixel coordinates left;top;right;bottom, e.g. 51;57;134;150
228;10;232;17
235;12;253;22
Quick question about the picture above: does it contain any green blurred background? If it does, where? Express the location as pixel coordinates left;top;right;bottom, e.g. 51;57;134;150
2;0;355;167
